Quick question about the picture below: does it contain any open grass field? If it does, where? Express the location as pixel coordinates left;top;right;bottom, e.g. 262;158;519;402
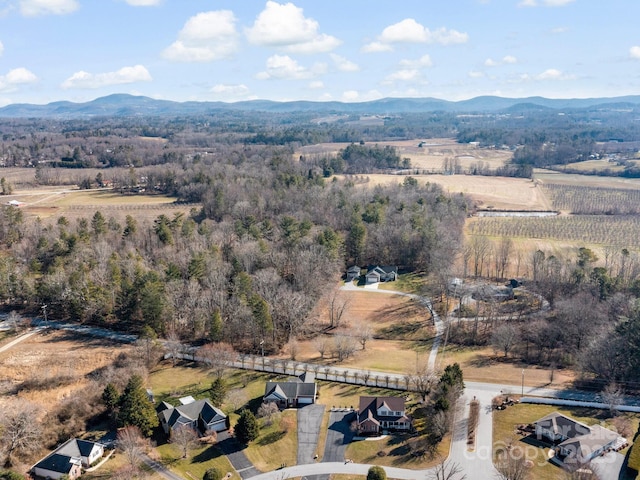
341;173;551;211
0;329;131;408
297;138;512;172
556;159;626;173
493;403;639;480
439;345;575;389
9;188;187;220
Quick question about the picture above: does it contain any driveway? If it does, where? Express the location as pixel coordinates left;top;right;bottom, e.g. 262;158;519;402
323;411;355;463
217;431;261;479
297;404;325;464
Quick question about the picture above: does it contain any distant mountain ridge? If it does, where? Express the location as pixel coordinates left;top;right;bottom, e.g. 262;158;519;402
2;93;640;118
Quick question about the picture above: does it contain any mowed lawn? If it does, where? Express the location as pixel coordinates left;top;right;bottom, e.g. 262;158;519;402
493;403;639;480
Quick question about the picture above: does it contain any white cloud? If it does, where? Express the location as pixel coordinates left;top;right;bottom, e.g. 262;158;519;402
246;1;340;54
399;54;433;68
19;0;78;16
341;89;383;102
468;70;485;78
61;65;151;89
308;80;324;89
536;68;573;80
363;18;467;52
210;84;253;101
630;46;640;59
361;41;393;53
386;69;421;82
0;67;37;91
551;26;569;34
519;0;574;6
485;55;517;67
256;54;326;80
124;0;162;5
0;41;3;56
330;53;359;72
163;10;238;63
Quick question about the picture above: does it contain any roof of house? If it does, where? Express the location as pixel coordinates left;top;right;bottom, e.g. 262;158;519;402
160;399;226;429
357;396;409;425
264;381;316;400
534;412;590;439
156;401;174;413
559;425;619;459
34;453;81;474
347;266;361;273
359;396;405;414
367;265;398;274
56;438;103;459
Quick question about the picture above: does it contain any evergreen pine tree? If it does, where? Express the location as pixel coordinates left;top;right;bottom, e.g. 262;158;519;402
235;410;259;444
118;375;158;437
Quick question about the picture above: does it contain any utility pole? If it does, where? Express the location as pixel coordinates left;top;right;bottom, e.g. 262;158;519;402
260;339;265;369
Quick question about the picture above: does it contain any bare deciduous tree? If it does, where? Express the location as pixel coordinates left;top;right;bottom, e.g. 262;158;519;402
313;337;329;359
495;446;530;480
428;456;467;480
171;425;199;458
117;425;147;470
332;333;356;361
491;323;520;358
257;402;281;426
354;321;373;350
602;382;623;417
328;291;349;329
0;403;42;466
198;342;236;379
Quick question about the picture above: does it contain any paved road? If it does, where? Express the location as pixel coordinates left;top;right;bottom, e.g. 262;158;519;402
297;404;325;464
217;431;262;479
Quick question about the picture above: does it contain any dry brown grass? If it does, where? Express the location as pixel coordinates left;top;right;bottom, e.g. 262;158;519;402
296;138;512;172
0;329;132;411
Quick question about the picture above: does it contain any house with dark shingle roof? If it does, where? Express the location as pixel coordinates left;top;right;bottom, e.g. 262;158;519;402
263;372;317;408
157;398;228;435
365;265;398;284
356;396;411;434
533;412;621;465
33;453;82;480
32;438;104;480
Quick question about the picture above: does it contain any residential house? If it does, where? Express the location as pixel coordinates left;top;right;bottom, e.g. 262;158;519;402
346;266;361;282
157;398;228;435
33;454;82;480
264;372;317;408
365;266;398;284
32;439;104;480
356;396;412;435
533;412;621;465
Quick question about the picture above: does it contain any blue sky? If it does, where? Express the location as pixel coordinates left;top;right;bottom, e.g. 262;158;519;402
0;0;639;105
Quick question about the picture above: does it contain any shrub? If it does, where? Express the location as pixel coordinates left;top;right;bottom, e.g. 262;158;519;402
203;467;223;480
367;466;387;480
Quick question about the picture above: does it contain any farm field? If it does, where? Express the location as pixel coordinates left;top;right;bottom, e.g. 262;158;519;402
341;174;551;211
297;138;513;172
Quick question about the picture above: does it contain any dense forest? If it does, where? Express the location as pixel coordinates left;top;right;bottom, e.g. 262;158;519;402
3;105;640;388
0;142;468;353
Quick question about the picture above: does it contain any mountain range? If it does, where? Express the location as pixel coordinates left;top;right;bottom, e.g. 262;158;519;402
2;93;640;118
